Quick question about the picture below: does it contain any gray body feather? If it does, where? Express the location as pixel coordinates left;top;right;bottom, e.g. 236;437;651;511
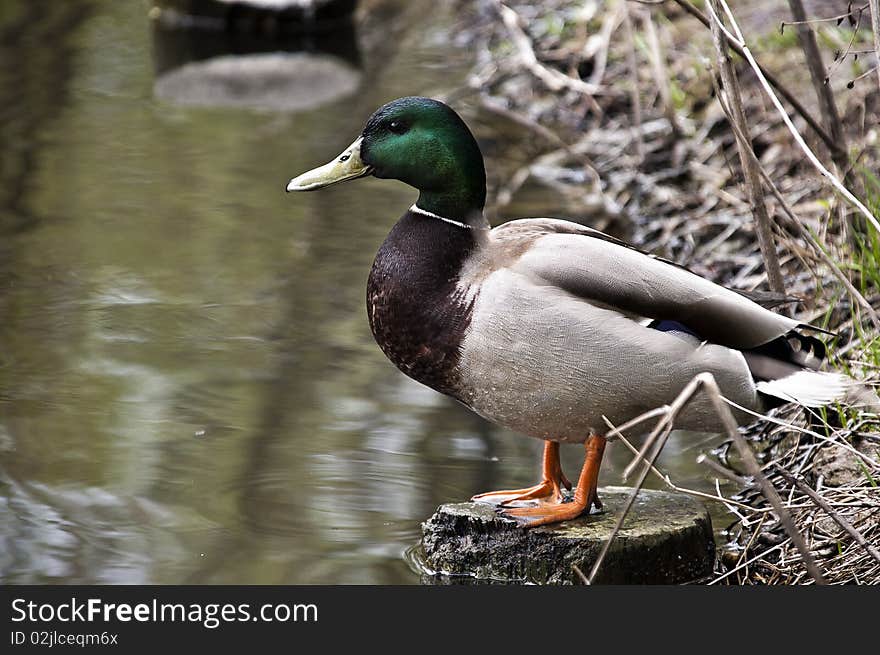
450;218;876;442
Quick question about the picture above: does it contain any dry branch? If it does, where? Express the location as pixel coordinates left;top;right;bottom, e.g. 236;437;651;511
708;0;785;293
641;8;682;136
869;0;880;93
493;0;603;114
699;374;828;584
622;0;646;161
777;468;880;566
786;0;849;175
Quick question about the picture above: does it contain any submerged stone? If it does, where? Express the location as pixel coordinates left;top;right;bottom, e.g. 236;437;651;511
420;486;715;584
154;52;361;110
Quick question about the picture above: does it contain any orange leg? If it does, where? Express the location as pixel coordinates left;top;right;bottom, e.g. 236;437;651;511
502;434;607;527
471;441;572;506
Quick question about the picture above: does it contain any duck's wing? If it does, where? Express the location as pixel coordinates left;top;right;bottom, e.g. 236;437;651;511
494;218;800;350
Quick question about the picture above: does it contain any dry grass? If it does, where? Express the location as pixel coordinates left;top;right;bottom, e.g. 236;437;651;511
714;403;880;584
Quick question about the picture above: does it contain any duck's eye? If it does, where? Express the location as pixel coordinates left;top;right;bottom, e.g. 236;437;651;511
388;120;407;134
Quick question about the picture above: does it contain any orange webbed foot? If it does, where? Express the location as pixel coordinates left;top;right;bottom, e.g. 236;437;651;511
471;441;570;507
471;478;567;506
499;491;602;527
498;435;607;528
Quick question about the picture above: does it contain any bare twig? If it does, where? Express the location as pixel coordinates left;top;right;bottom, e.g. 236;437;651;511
777;467;880;566
641;8;683;136
869;0;880;93
589;420;674;583
786;0;867;240
622;0;645;161
589;376;717;583
824;9;866;85
493;1;603;114
722;397;880;469
602;407;669;442
697;452;750;486
572;563;589;584
780;3;869;29
708;0;786;293
786;0;849;174
605;416;757;511
710;542;788;585
698;373;828;584
848;62;880;87
588;3;624;87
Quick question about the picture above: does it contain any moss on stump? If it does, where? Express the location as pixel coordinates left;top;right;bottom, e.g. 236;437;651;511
420;486;716;584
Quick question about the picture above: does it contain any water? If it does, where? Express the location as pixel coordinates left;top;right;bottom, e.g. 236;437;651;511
0;0;738;584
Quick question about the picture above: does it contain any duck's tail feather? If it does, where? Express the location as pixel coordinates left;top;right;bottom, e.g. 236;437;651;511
755;369;880;411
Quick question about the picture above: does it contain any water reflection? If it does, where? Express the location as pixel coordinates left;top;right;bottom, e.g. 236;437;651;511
0;0;739;584
151;2;362;111
0;1;95;234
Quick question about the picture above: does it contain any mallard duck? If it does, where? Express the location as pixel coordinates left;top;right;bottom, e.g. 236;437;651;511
287;96;876;527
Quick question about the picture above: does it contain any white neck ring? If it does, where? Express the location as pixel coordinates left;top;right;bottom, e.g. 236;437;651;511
409;204;474;230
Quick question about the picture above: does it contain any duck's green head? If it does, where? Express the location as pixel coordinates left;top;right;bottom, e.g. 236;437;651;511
287;97;486;222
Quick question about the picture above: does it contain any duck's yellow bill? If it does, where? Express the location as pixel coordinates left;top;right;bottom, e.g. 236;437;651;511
286;136;371;192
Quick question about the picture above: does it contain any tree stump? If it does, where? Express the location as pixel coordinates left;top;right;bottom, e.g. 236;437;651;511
420;487;716;584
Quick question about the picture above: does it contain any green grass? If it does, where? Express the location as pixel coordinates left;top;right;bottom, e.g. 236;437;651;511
857;457;878;487
756;26;801;53
821;168;880;463
859;167;880;216
849;170;880;298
